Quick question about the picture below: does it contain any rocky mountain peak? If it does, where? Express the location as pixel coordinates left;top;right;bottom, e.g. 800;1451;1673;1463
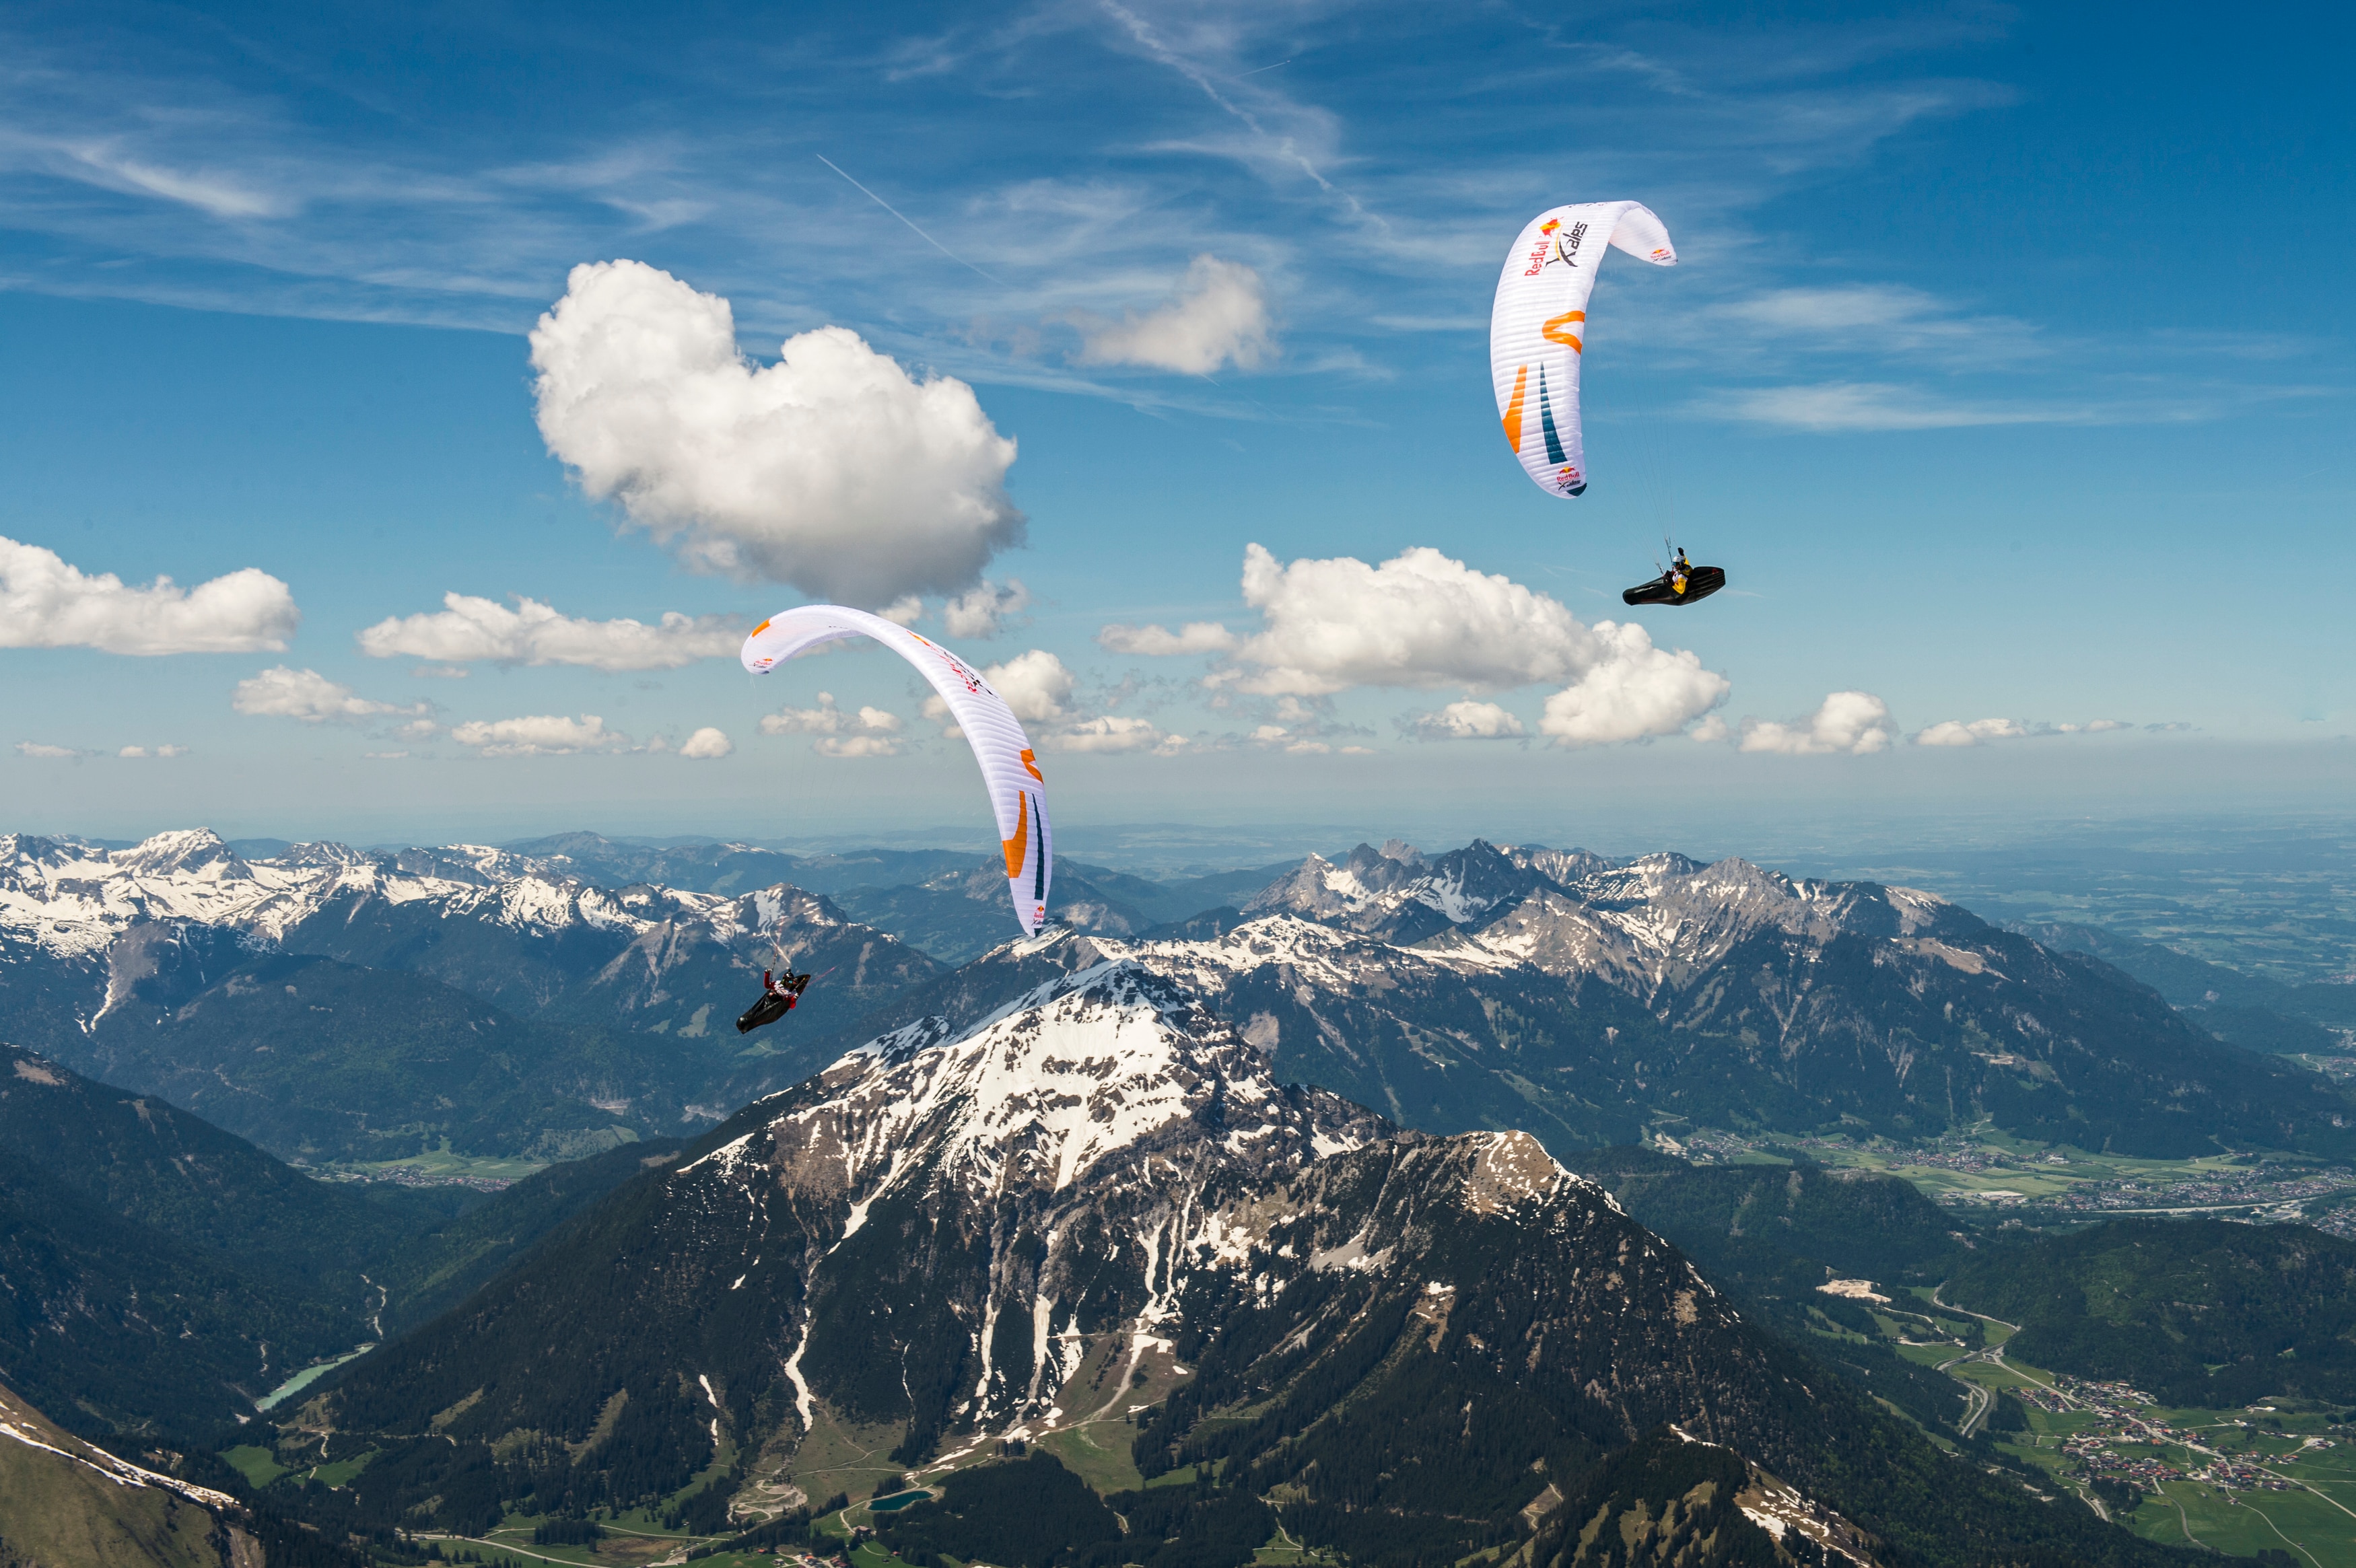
695;958;1376;1212
107;828;251;880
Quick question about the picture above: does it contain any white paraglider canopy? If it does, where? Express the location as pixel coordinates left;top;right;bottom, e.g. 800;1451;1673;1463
1489;201;1676;499
740;606;1052;935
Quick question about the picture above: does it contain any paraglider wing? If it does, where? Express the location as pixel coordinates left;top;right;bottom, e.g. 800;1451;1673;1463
740;606;1052;935
1490;202;1677;499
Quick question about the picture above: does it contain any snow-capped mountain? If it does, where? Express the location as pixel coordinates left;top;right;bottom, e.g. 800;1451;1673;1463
1242;838;1557;942
2;828;815;964
318;954;1831;1540
808;863;2353;1163
308;950;2116;1566
0;829;946;1163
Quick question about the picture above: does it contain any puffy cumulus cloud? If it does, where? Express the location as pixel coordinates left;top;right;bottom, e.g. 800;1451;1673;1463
1054;715;1187;755
234;667;429;725
1218;546;1726;746
1740;692;1894;756
1538;625;1730;746
1410;700;1526;741
679;726;734;760
1690;715;1731;744
449;714;632;757
922;650;1185;756
1914;717;2027;747
878;596;925;627
1223;544;1585;696
979;649;1076;724
941;579;1030;639
530;260;1023;606
1074;256;1273;376
118;744;188;758
1;536;298;655
761;692;905;756
16;740;82;758
357;593;742;672
1098;620;1240;656
1915;717;2133;746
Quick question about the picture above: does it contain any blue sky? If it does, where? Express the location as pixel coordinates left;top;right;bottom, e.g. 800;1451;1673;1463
1;0;2347;853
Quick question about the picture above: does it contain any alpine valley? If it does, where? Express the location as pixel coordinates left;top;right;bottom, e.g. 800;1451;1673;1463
5;826;2347;1568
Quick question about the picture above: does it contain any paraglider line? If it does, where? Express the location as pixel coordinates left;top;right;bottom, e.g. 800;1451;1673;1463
814;154;1006;287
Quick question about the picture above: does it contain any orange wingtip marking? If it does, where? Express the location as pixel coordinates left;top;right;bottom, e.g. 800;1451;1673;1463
1543;311;1585;351
1502;365;1529;452
751;619;771;637
1020;748;1043;783
1001;792;1030;879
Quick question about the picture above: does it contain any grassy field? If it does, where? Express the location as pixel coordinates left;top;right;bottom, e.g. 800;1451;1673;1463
1033;1419;1146;1495
317;1141;552;1186
1792;1275;2356;1564
1802;1126;2277;1205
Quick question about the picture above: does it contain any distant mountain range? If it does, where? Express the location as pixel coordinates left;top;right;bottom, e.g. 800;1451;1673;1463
0;1040;671;1451
300;955;2171;1567
8;828;2350;1172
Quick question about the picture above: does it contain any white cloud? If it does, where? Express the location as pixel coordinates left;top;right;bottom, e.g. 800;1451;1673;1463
1690;715;1731;744
679;726;734;760
118;745;186;758
448;714;632;757
1914;717;2027;747
529;260;1023;606
1216;545;1724;750
1099;620;1239;656
1411;701;1525;740
761;692;904;755
1709;285;2040;369
917;649;1188;756
1051;715;1183;754
47;141;286;219
878;596;925;628
1;536;299;655
941;579;1030;639
357;593;742;672
977;649;1074;723
1073;255;1273;375
15;741;81;758
1740;692;1895;755
1916;716;2135;746
1539;625;1730;746
233;666;428;724
363;750;409;760
815;734;903;758
1224;544;1583;696
1714;382;2065;432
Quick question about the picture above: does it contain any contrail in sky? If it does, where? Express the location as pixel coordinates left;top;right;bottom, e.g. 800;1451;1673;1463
813;154;1006;287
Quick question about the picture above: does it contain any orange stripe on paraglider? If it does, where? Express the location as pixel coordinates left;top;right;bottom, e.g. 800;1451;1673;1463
1020;748;1043;783
1543;311;1585;351
1002;793;1030;879
751;619;771;637
1502;365;1528;452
